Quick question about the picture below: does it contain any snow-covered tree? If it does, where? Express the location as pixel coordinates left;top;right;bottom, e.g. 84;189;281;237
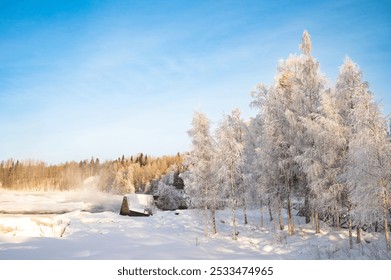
242;115;263;226
184;111;217;236
215;109;245;240
258;82;296;232
287;31;327;233
155;181;185;210
331;57;368;245
339;58;391;251
250;31;328;235
113;165;135;194
229;109;249;225
250;84;285;229
271;30;330;235
297;88;346;233
183;30;391;250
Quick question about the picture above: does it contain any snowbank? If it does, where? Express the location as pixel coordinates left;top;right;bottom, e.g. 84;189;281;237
0;190;390;259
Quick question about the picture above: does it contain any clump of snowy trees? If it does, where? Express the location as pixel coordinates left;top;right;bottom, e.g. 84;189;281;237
98;153;183;194
184;31;391;251
152;169;187;211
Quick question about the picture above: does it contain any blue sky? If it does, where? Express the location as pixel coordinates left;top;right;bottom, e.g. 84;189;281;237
0;0;390;164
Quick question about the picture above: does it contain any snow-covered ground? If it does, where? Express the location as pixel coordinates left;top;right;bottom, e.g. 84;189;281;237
0;188;390;260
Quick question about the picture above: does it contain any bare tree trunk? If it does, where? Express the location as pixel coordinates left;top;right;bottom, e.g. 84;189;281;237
231;173;237;240
348;206;353;249
356;223;361;244
278;196;284;230
286;177;294;235
384;207;390;252
312;208;315;229
211;208;217;235
276;190;284;230
379;180;390;251
304;188;311;224
211;189;217;235
383;193;390;251
242;197;248;225
232;197;237;240
273;210;277;230
348;219;353;249
334;201;340;228
315;209;320;234
287;195;294;235
268;199;273;221
260;199;264;228
204;184;209;237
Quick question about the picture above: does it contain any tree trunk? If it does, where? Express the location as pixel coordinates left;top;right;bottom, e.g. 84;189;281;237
356;223;361;244
204;184;209;237
242;197;248;225
304;188;311;224
379;180;390;251
286;177;294;235
231;173;237;240
315;209;320;234
383;193;390;251
268;199;273;221
232;198;237;240
211;188;217;235
348;218;353;249
278;195;284;230
211;208;217;235
348;206;353;249
287;194;294;235
334;202;340;228
273;210;277;230
260;199;264;228
311;209;315;229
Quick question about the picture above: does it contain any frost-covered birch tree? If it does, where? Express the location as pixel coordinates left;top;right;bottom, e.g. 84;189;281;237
340;59;391;251
242;114;265;226
332;57;369;245
250;83;285;230
183;30;391;249
285;31;328;232
215;109;245;240
250;31;333;236
230;109;249;225
297;89;346;233
285;31;348;234
251;81;291;232
185;111;216;236
331;57;387;246
264;30;331;235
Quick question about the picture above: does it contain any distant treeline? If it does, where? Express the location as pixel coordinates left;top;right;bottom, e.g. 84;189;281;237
0;153;183;194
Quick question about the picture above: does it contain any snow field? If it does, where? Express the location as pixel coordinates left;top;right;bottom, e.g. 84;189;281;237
0;190;390;259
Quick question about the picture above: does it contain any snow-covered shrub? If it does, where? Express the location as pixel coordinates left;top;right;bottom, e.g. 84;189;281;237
155;182;186;210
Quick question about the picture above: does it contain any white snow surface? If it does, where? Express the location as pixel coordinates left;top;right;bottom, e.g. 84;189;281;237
0;188;390;260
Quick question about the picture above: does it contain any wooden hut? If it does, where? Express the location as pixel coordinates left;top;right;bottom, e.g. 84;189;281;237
119;194;155;217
